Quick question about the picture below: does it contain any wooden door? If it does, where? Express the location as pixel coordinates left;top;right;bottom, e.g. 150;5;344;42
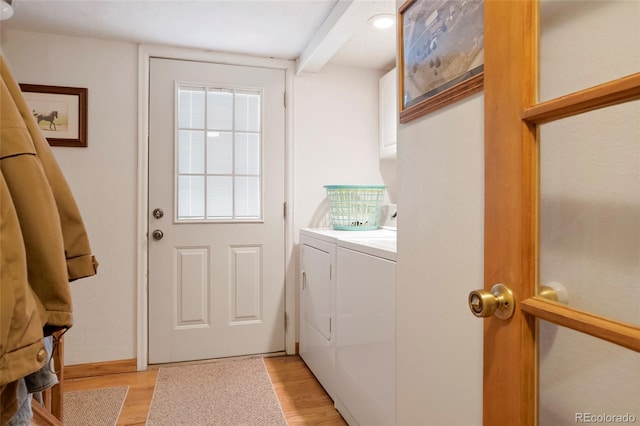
482;0;640;424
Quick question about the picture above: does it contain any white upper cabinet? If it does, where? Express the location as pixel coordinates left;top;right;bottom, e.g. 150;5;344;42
379;67;397;159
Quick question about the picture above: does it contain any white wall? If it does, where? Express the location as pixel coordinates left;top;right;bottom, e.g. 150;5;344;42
1;29;139;365
396;94;484;426
293;63;390;237
1;28;391;366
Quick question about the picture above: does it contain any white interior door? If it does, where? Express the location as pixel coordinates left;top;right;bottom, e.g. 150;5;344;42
148;57;286;364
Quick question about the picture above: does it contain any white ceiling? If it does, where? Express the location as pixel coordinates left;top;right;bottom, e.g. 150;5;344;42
2;0;397;71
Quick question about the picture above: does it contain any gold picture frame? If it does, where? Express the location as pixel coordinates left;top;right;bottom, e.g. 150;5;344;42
398;0;484;123
20;84;88;147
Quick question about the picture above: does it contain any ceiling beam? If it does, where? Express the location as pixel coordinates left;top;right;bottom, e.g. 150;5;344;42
296;0;374;74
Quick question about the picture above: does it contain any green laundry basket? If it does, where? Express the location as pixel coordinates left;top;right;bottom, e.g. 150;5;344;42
324;185;386;231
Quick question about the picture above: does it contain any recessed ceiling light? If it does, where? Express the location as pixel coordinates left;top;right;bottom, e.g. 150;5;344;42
0;0;14;21
369;14;395;30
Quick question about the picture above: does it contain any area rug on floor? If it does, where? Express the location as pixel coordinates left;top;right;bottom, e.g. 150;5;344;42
146;357;286;426
64;385;129;426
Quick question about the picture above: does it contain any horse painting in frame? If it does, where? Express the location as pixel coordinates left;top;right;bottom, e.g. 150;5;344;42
19;84;88;147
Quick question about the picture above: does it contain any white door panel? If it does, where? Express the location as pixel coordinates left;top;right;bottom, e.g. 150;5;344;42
148;57;285;363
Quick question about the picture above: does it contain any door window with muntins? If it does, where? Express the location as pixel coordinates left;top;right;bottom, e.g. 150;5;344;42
176;85;262;221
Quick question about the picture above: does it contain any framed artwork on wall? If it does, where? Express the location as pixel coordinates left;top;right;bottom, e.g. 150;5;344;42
398;0;484;123
19;84;88;147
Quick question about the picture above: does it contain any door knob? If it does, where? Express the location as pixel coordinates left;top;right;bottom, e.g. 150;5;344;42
468;283;515;320
152;229;164;241
152;208;164;219
538;281;569;304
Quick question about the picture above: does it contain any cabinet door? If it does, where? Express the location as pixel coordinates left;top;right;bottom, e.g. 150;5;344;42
379;67;398;159
301;244;332;340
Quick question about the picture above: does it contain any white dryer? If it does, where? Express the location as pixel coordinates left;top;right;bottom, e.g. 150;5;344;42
299;230;338;399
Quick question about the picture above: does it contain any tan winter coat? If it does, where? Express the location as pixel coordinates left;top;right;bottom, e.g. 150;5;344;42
0;54;98;423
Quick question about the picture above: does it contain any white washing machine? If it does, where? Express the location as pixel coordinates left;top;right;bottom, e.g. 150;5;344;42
299;227;396;403
334;235;396;426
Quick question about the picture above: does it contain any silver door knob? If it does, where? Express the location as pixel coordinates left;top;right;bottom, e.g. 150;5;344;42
152;229;164;241
152;208;164;219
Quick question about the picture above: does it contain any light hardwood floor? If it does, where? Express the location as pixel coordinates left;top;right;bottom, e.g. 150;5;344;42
64;355;346;425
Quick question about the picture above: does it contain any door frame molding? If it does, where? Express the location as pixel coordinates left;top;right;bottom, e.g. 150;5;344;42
136;44;296;371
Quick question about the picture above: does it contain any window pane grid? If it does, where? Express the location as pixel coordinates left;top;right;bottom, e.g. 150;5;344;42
177;85;262;221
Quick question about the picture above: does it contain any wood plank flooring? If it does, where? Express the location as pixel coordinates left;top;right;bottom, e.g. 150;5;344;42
264;356;346;425
64;355;346;425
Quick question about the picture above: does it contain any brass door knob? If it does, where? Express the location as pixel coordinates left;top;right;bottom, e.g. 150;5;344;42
538;281;569;304
468;283;515;320
152;229;164;241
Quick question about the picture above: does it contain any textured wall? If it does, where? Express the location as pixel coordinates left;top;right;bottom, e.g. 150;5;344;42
2;28;139;364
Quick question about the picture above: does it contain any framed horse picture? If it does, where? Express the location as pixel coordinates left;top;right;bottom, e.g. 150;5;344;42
19;84;88;147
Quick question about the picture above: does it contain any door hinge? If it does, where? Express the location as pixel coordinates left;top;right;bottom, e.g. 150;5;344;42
284;92;287;108
329;317;332;334
284;312;289;330
283;202;287;219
